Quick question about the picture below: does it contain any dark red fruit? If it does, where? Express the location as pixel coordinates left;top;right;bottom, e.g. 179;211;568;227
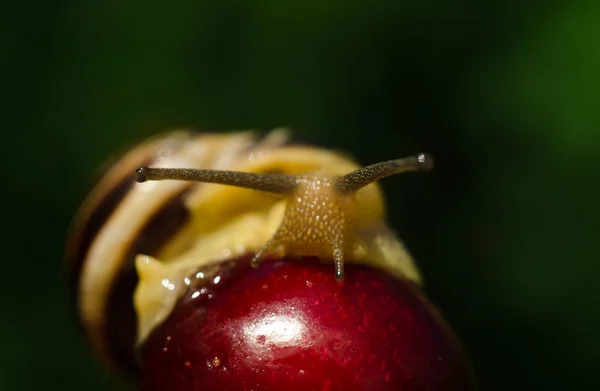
140;257;475;391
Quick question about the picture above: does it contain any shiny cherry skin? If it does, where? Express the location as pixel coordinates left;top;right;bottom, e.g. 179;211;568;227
139;257;475;391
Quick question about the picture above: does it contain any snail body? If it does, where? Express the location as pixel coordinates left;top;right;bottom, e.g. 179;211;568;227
66;128;431;375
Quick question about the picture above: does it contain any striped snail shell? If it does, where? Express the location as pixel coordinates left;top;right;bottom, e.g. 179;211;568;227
65;128;432;376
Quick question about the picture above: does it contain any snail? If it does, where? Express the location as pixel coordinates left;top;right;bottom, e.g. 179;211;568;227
65;128;433;378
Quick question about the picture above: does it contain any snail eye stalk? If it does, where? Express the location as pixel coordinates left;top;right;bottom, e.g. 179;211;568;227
335;153;434;193
134;167;299;195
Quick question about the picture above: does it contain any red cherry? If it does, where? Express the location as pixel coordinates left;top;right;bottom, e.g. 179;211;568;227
139;257;475;391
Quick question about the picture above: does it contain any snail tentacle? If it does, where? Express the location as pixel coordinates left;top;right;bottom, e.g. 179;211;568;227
135;167;299;195
335;153;434;193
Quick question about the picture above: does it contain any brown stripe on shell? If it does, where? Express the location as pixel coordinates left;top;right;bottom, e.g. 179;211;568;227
104;187;192;374
66;160;146;317
65;132;193;303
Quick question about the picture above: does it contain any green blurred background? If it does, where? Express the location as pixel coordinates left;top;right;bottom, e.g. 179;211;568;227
2;1;599;390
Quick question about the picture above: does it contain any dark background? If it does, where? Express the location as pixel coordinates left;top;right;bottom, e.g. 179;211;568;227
2;1;599;390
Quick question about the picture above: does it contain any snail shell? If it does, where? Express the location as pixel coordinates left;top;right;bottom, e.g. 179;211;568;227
65;128;422;375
